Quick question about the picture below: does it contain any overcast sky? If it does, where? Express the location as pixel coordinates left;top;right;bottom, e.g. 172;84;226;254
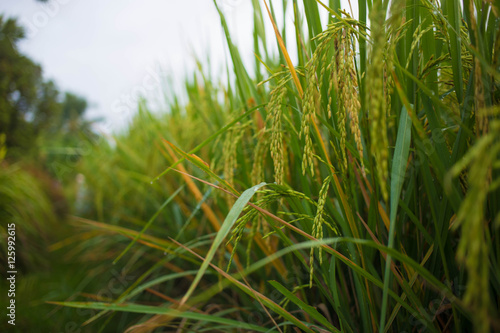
0;0;259;132
0;1;355;133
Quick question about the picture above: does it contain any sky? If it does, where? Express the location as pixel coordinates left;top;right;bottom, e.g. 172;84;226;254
0;1;356;133
0;0;257;133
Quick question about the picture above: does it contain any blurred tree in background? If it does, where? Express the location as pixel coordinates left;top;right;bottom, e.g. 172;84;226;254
0;15;94;162
0;15;45;158
0;14;105;332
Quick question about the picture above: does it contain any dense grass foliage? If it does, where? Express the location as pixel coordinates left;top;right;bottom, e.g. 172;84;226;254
0;160;81;332
58;0;499;332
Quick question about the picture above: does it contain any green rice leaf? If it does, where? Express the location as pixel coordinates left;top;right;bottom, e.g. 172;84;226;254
50;301;269;332
380;106;412;330
179;182;270;305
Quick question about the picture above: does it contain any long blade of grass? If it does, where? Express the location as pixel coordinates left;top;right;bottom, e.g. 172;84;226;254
73;217;176;253
178;182;270;306
379;106;412;330
212;0;257;105
50;301;269;332
444;0;464;103
302;0;323;50
263;0;304;97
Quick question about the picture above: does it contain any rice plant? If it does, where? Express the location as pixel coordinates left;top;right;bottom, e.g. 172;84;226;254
57;0;499;332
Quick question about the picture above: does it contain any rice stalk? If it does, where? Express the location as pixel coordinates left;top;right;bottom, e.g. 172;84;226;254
367;0;389;201
309;175;331;287
268;79;289;184
447;115;500;333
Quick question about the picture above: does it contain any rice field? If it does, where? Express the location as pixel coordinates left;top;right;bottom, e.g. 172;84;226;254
5;0;500;332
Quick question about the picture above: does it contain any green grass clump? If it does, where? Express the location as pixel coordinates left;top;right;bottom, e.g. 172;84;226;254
0;161;62;271
58;1;499;332
0;159;94;332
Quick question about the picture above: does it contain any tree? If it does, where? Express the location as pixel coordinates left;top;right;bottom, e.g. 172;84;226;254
0;15;92;160
0;16;45;157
